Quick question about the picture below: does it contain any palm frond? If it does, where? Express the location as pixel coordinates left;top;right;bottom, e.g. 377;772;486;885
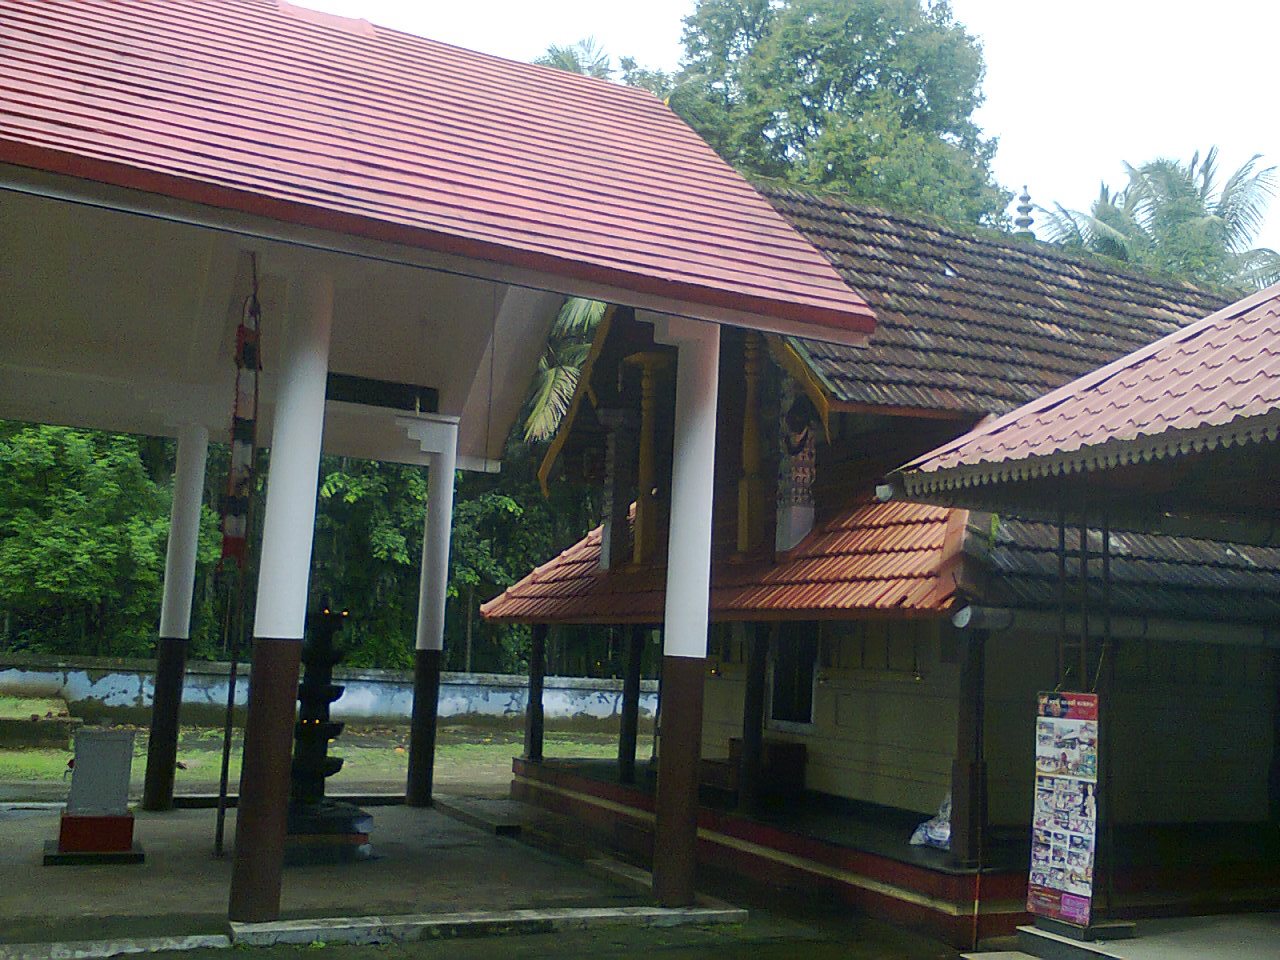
1232;247;1280;290
1215;154;1276;250
523;362;582;442
1038;203;1093;247
551;297;607;338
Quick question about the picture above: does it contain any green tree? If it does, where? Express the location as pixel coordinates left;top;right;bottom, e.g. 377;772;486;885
0;423;218;657
1043;148;1280;288
671;0;1009;225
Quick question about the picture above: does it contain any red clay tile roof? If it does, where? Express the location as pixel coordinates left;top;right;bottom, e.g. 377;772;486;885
481;498;960;624
0;0;874;340
895;284;1280;495
756;185;1229;413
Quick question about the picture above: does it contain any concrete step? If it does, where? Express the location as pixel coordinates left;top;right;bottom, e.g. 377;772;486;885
432;796;523;837
1016;924;1131;960
961;952;1037;960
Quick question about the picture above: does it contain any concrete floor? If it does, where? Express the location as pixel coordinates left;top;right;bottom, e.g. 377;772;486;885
0;804;644;943
1061;914;1280;960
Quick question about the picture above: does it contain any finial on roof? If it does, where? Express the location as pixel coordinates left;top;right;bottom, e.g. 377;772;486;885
1014;185;1034;238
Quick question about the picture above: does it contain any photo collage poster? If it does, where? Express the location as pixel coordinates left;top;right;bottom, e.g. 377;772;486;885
1028;691;1099;927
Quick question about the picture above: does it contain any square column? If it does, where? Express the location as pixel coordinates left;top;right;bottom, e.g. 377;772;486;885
402;415;459;807
143;423;209;811
647;314;719;908
228;273;333;924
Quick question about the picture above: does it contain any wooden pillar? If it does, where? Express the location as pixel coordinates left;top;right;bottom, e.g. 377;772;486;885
950;629;988;867
618;625;645;783
624;352;669;565
228;273;332;924
525;623;547;762
650;315;719;908
406;648;442;806
738;622;769;812
406;422;458;807
143;424;209;811
737;334;766;553
1269;651;1280;824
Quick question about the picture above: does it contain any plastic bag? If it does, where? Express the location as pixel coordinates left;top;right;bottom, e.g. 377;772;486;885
908;792;951;850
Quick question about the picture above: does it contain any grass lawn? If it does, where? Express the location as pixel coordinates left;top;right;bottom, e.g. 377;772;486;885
0;695;70;720
0;722;635;792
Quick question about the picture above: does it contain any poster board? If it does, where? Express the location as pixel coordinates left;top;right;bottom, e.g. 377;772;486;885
1027;691;1099;927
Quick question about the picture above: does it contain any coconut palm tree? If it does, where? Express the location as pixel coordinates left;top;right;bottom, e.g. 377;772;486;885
1042;147;1280;289
522;297;607;443
534;37;612;79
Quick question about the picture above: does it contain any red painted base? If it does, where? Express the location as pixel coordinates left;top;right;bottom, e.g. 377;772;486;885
58;812;136;853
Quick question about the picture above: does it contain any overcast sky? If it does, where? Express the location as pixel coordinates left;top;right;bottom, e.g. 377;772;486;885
303;0;1280;251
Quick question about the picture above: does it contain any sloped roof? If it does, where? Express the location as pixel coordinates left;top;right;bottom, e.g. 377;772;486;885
895;284;1280;495
982;517;1280;625
482;491;1280;626
758;185;1230;413
0;0;874;340
481;499;960;624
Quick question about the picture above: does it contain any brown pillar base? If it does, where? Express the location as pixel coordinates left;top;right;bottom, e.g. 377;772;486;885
406;648;442;807
652;654;705;907
618;626;644;784
142;636;188;812
228;638;301;924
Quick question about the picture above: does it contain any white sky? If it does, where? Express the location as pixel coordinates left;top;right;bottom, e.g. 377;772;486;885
303;0;1280;250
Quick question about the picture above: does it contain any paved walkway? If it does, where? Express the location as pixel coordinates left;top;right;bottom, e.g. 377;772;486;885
0;805;643;943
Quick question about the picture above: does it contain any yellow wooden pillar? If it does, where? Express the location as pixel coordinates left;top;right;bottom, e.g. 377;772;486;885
737;333;767;553
624;351;669;565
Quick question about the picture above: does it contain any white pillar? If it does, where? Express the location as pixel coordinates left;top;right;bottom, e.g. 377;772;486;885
253;274;334;639
229;272;333;923
648;313;720;907
414;422;459;651
159;423;210;639
653;315;721;659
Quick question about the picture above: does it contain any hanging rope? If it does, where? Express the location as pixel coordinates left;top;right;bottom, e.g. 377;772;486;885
214;254;264;856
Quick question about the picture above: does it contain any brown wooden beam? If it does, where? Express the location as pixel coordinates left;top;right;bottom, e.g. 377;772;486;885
738;622;769;812
525;623;547;762
950;629;988;868
618;625;645;783
142;635;188;811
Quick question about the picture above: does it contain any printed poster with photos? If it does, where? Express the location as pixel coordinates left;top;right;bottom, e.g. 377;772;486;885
1028;691;1099;927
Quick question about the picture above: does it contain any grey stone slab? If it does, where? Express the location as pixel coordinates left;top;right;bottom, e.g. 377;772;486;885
0;935;228;960
229;904;748;947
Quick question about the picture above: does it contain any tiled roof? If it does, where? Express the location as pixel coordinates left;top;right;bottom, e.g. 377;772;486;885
480;499;960;624
482;493;1280;625
0;0;874;340
981;517;1280;624
758;185;1230;413
896;285;1280;493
